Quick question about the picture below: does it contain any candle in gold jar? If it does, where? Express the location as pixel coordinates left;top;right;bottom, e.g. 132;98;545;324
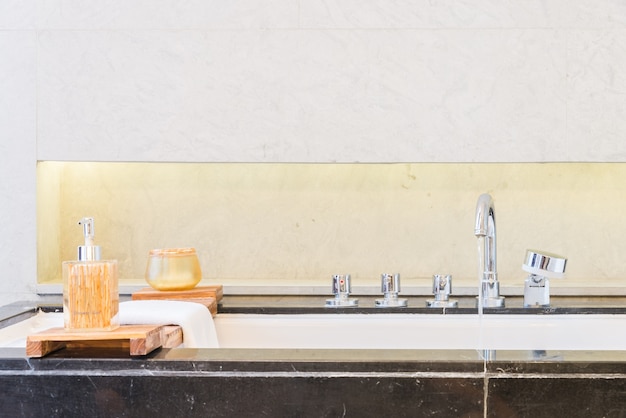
145;248;202;291
63;217;119;331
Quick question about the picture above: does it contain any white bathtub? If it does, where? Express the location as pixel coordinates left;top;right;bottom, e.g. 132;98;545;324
0;312;64;348
214;313;625;351
1;311;623;351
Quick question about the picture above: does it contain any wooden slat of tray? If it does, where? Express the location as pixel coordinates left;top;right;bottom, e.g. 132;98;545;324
26;325;182;358
132;285;222;317
160;325;183;348
132;285;223;302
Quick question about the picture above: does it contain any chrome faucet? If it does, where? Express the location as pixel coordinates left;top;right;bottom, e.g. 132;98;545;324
474;194;505;308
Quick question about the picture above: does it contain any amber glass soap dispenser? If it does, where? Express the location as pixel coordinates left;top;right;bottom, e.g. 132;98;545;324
63;217;119;331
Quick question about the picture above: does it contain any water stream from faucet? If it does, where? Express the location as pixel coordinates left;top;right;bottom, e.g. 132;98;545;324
476;235;487;363
476;235;485;317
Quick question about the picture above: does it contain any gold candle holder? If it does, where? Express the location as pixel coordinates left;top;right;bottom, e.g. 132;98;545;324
145;248;202;291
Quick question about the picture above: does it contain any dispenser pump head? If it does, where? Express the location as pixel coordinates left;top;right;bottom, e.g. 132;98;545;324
77;217;101;261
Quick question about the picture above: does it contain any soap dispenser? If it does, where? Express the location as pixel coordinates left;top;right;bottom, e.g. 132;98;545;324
63;217;119;331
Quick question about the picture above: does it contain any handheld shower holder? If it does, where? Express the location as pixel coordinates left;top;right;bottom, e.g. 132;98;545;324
522;250;567;308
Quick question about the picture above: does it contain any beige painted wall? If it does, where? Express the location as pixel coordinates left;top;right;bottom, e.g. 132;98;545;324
38;162;626;291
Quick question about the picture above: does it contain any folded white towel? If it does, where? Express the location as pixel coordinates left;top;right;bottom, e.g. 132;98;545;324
119;300;219;348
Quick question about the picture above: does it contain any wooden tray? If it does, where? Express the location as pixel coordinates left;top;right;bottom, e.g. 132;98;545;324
131;285;222;316
26;325;182;358
132;285;223;301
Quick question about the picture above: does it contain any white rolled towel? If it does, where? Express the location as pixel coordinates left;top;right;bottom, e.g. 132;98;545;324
119;300;219;348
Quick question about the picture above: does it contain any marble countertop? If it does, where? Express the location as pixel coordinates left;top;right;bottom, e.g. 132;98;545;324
35;275;626;298
217;294;626;313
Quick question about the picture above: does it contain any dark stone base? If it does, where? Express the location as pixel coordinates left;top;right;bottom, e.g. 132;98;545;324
0;375;483;417
489;377;626;418
1;347;626;417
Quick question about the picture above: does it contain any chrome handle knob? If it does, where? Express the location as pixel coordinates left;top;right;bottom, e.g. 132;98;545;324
381;273;400;294
375;273;407;308
432;274;452;300
326;274;358;307
332;274;351;295
426;274;458;308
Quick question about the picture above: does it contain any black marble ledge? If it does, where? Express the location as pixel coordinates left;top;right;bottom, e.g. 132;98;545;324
22;294;626;315
488;350;626;375
3;346;626;376
218;295;626;314
4;348;483;374
3;347;626;417
0;301;46;331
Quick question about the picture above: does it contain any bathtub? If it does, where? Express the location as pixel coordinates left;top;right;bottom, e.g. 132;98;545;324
213;313;624;350
1;311;623;351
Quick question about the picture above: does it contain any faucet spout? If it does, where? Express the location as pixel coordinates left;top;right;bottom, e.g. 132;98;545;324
474;193;505;308
475;194;497;281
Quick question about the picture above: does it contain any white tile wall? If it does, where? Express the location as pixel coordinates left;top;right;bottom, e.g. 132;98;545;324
36;0;299;30
0;0;35;29
33;1;626;163
2;1;626;303
36;28;570;162
0;30;37;304
566;29;626;160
